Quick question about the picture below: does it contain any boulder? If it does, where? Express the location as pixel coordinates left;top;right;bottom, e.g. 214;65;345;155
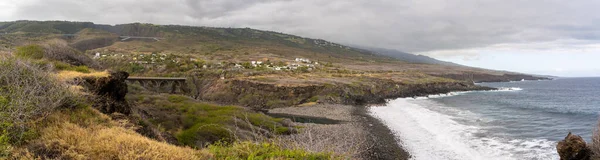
83;71;131;115
557;132;591;160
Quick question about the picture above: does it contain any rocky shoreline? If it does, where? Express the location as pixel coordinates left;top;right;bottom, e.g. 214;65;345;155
268;104;409;160
268;83;495;159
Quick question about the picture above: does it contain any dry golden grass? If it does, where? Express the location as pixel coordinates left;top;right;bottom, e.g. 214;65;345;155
55;70;109;82
37;122;212;160
54;70;109;94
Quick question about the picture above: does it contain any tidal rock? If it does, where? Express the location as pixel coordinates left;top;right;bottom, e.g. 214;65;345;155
557;132;591;160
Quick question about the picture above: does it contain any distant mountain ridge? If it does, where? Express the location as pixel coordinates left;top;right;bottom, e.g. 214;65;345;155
0;20;552;82
0;20;386;59
0;20;459;67
356;47;463;66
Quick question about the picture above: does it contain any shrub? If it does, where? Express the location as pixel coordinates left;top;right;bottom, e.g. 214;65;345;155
308;96;320;102
177;124;233;148
42;40;98;68
0;123;12;157
72;65;91;73
15;45;44;59
53;61;91;73
127;63;145;73
208;141;335;159
0;56;74;144
129;94;292;148
296;66;310;73
167;95;189;103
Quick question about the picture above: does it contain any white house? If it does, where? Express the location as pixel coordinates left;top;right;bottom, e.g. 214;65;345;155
295;58;311;63
234;64;243;68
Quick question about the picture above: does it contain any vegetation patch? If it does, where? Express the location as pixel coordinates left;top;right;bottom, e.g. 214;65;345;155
34;122;211;159
15;44;44;59
128;93;293;148
0;57;75;146
53;61;91;73
209;141;336;160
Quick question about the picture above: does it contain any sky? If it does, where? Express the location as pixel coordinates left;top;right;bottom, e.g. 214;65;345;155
1;0;599;77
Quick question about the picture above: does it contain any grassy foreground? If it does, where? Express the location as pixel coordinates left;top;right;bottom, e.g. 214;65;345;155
0;54;339;159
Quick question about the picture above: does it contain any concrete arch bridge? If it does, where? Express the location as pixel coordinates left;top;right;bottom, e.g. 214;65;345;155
126;77;189;94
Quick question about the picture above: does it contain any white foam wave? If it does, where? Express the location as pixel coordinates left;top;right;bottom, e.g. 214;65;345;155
370;98;557;160
496;87;523;91
402;87;523;101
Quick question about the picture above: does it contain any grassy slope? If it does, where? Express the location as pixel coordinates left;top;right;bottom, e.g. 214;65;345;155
0;20;522;77
0;55;338;159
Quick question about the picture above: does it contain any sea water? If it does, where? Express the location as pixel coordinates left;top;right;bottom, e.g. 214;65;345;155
370;77;600;160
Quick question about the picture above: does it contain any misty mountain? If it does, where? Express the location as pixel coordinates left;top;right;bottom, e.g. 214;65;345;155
358;47;462;66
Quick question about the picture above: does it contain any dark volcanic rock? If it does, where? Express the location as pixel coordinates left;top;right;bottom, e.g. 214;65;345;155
438;73;552;83
82;71;131;115
557;132;591;160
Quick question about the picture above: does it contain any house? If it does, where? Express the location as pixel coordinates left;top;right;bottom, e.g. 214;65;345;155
295;58;311;63
234;64;243;68
93;53;100;59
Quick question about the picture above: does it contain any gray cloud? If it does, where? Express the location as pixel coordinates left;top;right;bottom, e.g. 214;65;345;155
3;0;600;53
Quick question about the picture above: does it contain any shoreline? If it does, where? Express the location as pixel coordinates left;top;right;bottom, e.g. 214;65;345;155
267;83;517;159
352;104;411;160
268;104;409;160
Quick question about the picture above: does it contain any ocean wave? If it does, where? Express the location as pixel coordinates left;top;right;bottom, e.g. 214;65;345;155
495;87;523;91
370;98;557;160
401;87;523;100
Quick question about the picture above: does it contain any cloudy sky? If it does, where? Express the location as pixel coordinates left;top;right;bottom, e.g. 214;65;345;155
1;0;599;77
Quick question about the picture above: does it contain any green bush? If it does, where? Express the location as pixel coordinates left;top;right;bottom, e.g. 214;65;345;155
72;66;90;73
52;61;91;73
53;61;71;70
0;123;12;157
266;99;290;108
129;94;291;148
177;124;233;148
296;66;310;73
128;63;145;73
15;45;44;59
167;95;189;103
208;141;334;159
308;96;320;102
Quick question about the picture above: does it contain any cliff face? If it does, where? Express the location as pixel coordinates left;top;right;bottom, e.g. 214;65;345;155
438;73;551;83
193;77;492;109
81;71;131;114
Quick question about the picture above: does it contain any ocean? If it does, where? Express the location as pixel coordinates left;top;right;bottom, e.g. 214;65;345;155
370;77;600;160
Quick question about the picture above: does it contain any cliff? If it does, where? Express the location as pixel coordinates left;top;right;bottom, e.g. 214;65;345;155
189;74;493;109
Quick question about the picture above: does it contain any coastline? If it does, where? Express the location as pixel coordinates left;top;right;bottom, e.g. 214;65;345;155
268;104;409;160
353;104;411;159
267;85;500;159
